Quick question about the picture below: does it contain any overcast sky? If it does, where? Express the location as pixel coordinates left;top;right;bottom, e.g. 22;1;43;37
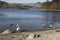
1;0;52;3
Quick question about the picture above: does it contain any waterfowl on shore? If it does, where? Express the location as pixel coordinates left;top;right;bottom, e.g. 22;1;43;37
10;24;13;26
43;24;46;28
48;23;55;29
43;24;48;28
16;24;21;32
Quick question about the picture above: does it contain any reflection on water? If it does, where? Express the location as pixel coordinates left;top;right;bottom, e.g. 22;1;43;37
0;9;60;32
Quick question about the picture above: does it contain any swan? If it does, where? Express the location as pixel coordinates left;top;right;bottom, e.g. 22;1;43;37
16;24;21;32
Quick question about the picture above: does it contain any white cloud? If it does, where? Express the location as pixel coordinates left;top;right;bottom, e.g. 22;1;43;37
0;0;51;3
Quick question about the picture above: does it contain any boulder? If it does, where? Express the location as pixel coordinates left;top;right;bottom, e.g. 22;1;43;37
27;33;35;39
2;29;12;35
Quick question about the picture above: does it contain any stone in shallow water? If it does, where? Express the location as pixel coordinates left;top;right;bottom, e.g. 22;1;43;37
2;29;12;35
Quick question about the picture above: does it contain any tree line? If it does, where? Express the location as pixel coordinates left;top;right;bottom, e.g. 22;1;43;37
41;0;60;11
0;1;32;9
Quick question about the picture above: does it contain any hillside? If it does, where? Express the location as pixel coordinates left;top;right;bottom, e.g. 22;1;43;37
0;1;33;9
41;0;60;11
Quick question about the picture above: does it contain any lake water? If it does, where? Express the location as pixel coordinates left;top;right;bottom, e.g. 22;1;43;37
0;9;60;32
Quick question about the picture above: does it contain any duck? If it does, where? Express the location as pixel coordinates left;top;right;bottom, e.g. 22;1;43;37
48;23;55;29
43;24;46;27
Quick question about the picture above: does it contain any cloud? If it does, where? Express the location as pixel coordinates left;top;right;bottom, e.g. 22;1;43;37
0;0;50;3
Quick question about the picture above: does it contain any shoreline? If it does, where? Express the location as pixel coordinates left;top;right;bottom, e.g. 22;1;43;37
40;9;60;12
0;28;60;40
0;8;60;11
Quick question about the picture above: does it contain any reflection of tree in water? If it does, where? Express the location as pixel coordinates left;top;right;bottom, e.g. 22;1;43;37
0;14;6;16
51;13;56;23
45;0;58;24
45;12;49;24
51;12;60;23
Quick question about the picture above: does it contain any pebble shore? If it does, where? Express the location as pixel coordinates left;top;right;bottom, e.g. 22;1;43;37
0;29;60;40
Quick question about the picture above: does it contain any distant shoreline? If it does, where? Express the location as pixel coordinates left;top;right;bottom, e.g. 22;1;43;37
41;9;60;12
0;8;60;12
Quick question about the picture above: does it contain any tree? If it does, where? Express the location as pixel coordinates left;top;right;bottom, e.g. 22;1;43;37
0;1;8;8
0;1;7;5
52;0;60;9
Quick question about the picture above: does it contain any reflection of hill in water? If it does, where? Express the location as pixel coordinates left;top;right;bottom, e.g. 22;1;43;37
51;12;60;23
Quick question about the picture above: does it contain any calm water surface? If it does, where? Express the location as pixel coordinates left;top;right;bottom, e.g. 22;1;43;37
0;9;60;32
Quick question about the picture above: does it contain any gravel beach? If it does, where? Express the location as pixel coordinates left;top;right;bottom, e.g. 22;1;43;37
0;29;60;40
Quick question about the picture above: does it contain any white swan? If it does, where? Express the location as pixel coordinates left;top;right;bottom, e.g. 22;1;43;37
16;24;21;32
